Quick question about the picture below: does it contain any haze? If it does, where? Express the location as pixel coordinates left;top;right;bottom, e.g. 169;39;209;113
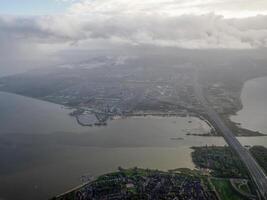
1;0;267;75
1;1;267;200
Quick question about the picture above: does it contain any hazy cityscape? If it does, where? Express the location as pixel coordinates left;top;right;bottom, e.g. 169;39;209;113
1;1;267;200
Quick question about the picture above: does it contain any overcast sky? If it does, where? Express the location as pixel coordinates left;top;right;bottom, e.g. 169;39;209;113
0;0;267;75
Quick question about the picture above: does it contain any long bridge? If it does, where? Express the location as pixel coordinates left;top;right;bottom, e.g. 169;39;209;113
194;73;267;199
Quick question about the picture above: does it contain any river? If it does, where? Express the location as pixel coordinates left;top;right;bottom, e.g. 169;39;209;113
231;76;267;135
0;91;266;200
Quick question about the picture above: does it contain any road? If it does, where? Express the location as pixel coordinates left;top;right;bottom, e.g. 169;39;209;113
194;73;267;200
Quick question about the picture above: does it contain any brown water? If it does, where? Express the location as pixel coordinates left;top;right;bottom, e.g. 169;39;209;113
0;91;265;200
231;77;267;134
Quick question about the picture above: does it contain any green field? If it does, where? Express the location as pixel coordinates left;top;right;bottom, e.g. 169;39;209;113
250;146;267;175
192;146;248;178
211;179;247;200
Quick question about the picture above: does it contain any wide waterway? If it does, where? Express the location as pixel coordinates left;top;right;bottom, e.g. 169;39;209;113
231;76;267;135
0;91;266;200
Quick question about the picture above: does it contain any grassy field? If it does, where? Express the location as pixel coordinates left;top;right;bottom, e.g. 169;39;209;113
211;179;247;200
192;146;248;178
250;146;267;175
239;183;250;194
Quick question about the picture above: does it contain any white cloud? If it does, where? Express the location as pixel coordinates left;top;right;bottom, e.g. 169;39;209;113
0;0;267;66
0;13;267;50
68;0;267;18
0;0;266;74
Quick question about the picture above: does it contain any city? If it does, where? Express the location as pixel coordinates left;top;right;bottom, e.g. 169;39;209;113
0;1;267;200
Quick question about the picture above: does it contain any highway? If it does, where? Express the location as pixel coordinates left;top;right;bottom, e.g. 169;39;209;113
194;73;267;200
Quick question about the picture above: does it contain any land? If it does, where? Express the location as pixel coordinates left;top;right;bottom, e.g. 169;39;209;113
192;146;264;200
211;179;249;200
250;146;267;175
0;50;267;135
192;146;248;178
51;168;218;200
194;77;267;199
51;145;267;200
1;49;267;199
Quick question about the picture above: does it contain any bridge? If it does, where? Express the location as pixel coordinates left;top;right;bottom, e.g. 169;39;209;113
194;73;267;199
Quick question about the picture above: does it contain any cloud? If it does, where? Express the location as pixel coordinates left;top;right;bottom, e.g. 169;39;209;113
0;0;267;65
68;0;267;18
2;13;267;50
0;0;266;75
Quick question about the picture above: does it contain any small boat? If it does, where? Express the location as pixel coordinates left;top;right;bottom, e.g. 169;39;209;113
170;137;184;140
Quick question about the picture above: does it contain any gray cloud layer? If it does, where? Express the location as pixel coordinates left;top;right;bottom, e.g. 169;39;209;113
0;1;267;74
1;14;267;49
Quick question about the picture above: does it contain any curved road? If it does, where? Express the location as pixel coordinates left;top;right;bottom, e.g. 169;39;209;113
194;73;267;199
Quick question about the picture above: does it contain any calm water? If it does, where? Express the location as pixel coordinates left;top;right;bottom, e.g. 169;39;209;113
231;77;267;134
0;92;266;200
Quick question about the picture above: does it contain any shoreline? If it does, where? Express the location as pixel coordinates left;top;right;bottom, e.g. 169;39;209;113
1;75;266;137
223;76;267;136
201;75;267;137
67;73;267;137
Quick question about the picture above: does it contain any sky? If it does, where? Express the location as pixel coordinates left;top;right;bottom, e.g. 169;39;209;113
0;0;71;15
0;0;267;75
1;0;267;17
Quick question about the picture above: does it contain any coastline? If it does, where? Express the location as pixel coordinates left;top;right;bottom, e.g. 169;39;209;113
225;76;267;136
1;75;266;137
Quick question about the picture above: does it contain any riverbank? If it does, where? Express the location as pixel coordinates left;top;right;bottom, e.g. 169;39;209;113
51;167;218;200
202;75;267;137
52;145;267;200
69;74;267;137
230;76;267;135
